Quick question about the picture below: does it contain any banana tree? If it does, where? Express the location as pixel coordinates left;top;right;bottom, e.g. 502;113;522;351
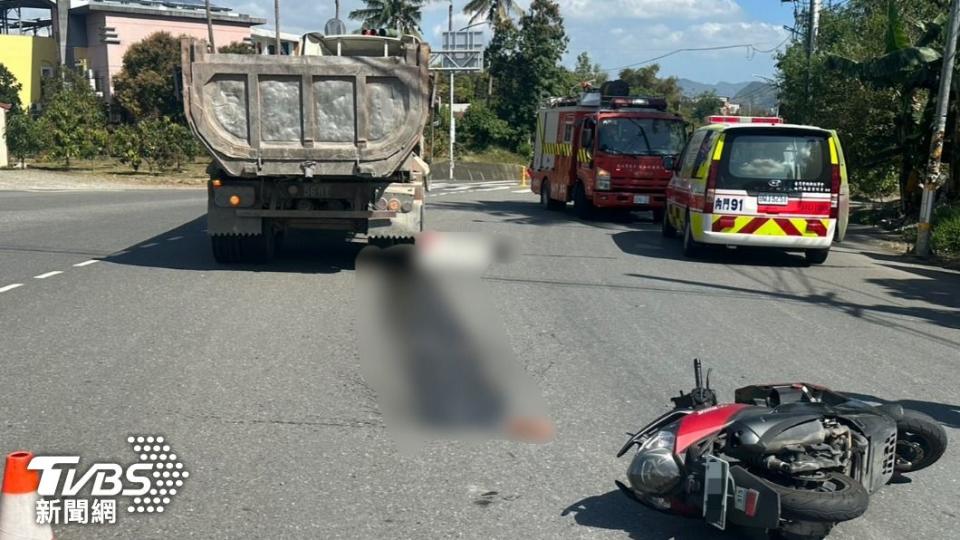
826;5;953;210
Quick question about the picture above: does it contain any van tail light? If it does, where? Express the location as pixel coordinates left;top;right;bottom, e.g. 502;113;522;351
830;164;841;219
704;161;720;213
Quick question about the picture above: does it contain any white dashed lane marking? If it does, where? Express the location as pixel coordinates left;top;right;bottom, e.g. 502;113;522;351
2;234;195;297
512;189;531;194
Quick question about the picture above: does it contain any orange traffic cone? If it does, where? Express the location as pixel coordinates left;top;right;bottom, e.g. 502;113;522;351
0;451;53;540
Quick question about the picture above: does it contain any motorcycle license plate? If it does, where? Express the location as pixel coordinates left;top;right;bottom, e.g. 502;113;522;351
703;456;731;530
633;195;649;204
758;193;789;205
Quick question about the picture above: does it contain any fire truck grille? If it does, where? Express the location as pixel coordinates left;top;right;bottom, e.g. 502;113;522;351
612;178;669;193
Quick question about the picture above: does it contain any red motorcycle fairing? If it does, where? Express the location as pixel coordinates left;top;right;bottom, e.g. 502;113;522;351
675;403;751;454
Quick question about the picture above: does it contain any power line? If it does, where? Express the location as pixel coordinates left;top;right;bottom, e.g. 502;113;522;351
602;37;793;73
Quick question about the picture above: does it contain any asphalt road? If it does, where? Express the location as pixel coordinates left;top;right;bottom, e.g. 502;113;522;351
0;181;958;540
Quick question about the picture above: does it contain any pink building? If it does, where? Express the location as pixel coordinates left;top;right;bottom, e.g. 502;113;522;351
68;0;265;99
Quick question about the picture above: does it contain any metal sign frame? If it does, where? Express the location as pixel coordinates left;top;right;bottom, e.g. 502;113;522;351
429;30;485;72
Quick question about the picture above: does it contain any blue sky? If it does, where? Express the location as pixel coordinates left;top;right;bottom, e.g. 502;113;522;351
226;0;798;84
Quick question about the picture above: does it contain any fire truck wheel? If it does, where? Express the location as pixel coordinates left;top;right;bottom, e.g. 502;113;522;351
540;180;564;210
805;248;829;265
682;214;704;258
573;183;594;219
661;209;677;238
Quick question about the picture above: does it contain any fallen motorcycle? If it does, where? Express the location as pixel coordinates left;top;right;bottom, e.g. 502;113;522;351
616;360;948;539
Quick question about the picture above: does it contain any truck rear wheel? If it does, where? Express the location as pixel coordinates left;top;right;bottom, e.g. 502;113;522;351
211;222;276;264
541;180;564;210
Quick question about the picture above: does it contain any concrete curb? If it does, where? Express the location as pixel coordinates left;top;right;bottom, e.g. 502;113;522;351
429;161;526;183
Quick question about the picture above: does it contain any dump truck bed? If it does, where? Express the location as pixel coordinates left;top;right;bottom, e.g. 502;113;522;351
180;36;430;179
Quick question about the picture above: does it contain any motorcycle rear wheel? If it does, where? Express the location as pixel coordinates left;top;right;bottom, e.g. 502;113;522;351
757;472;868;523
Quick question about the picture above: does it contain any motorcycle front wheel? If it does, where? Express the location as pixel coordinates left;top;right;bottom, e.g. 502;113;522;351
756;472;869;523
895;409;948;473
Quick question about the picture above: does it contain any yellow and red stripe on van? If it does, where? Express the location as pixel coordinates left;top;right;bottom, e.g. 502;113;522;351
711;215;831;237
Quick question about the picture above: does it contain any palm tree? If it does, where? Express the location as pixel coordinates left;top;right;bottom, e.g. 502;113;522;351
349;0;426;36
463;0;522;25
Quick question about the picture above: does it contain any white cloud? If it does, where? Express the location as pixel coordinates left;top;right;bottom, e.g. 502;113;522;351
561;0;741;22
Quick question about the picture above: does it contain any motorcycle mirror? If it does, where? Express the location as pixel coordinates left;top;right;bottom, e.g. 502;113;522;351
706;368;712;389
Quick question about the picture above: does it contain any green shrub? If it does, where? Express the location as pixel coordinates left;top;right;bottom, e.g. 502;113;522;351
5;112;47;166
109;124;144;171
459;102;514;151
109;117;202;172
931;204;960;256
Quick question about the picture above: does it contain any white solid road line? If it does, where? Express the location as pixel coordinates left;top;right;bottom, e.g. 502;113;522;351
512;189;531;193
0;283;24;293
34;271;63;279
73;260;99;267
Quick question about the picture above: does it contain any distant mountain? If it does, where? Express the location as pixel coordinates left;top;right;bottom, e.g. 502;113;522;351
678;79;753;99
677;79;779;113
731;81;778;112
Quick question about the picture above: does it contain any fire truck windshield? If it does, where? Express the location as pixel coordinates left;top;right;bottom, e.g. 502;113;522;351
597;118;685;156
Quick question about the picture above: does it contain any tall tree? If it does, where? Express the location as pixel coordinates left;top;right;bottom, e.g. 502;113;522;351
463;0;522;25
0;63;23;114
570;52;608;90
487;0;568;146
618;65;682;111
112;32;183;122
349;0;425;35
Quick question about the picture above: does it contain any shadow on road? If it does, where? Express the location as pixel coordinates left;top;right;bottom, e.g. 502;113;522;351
561;490;737;540
624;273;960;346
611;230;814;267
430;199;654;229
841;393;960;429
104;217;360;274
865;262;960;311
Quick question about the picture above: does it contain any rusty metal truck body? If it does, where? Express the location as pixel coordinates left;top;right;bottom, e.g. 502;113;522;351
181;33;430;262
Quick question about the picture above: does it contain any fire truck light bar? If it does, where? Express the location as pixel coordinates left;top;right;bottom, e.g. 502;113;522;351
610;97;668;111
707;116;783;125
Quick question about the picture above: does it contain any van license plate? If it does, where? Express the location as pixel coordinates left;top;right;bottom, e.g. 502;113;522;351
633;195;649;204
758;194;788;205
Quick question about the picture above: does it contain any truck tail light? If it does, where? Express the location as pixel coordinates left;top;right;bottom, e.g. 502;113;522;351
830;164;841;219
704;161;720;213
211;179;222;188
229;195;241;207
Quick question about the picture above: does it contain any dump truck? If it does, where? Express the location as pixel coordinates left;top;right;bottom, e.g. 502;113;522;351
180;31;431;263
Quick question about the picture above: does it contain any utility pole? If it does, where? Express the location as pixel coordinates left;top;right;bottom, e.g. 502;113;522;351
204;0;215;51
916;0;960;257
448;0;455;181
807;0;821;56
335;0;340;20
274;0;281;55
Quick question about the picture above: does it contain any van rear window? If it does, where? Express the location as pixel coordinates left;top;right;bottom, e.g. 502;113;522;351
720;131;830;191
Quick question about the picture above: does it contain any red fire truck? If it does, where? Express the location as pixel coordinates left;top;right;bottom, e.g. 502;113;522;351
531;84;686;219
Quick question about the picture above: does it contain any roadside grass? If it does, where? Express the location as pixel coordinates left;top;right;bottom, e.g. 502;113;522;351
458;147;529;165
26;157;210;185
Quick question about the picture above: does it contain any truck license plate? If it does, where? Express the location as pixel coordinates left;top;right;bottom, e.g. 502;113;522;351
633;195;649;204
758;193;788;205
